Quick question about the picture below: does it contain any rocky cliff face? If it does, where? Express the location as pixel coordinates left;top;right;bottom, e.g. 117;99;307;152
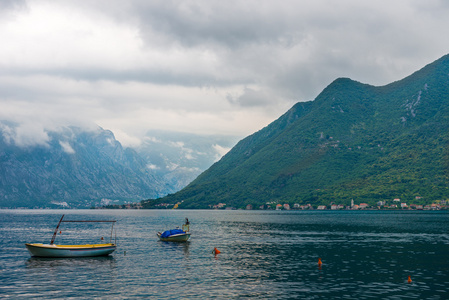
0;126;173;208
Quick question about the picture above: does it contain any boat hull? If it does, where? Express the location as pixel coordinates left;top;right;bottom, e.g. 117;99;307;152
25;243;116;258
157;233;190;242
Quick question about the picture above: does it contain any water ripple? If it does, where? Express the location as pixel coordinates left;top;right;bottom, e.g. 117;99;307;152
0;209;448;299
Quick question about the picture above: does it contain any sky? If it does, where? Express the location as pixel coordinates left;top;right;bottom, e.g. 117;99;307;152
1;0;449;148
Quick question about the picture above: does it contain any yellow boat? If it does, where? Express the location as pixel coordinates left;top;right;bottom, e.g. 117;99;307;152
25;215;117;258
25;243;116;258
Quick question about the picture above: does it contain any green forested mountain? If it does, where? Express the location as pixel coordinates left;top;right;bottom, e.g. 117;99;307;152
144;54;449;209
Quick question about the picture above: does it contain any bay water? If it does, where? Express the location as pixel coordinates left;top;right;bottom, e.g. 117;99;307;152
0;209;448;299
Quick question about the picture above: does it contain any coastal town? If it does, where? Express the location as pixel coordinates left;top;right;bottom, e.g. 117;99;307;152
213;198;448;210
112;198;449;210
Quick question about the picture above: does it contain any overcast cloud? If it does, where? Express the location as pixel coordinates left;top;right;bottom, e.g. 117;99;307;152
1;0;449;147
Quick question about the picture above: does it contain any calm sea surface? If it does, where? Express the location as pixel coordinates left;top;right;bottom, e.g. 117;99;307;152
0;209;448;299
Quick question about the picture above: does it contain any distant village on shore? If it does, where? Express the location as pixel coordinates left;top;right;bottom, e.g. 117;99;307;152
207;198;448;211
104;198;448;210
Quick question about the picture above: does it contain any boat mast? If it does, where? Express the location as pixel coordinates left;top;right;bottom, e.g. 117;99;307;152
110;222;115;244
50;214;65;245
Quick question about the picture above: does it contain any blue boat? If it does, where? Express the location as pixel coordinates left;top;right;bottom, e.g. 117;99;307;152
157;218;190;242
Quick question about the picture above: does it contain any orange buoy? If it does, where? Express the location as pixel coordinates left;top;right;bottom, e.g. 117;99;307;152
318;258;322;266
213;247;221;255
408;276;412;283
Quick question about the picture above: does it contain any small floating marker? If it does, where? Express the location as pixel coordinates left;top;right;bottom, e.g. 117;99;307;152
318;258;322;267
408;276;412;283
124;250;127;256
213;248;221;255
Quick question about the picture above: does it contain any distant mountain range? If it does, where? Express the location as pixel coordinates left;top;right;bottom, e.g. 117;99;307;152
134;130;238;192
148;54;449;209
0;125;237;208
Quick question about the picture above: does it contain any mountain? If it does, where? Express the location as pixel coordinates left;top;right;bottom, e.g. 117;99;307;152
0;126;173;208
147;54;449;209
134;130;239;191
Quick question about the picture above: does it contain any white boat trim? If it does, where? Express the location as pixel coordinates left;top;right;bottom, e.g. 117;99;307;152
25;243;116;257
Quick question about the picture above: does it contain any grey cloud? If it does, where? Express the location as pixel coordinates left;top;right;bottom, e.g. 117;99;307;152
2;0;449;146
0;0;27;14
122;0;449;98
227;87;275;108
131;1;297;49
5;1;448;95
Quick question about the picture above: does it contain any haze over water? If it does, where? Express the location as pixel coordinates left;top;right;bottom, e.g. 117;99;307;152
1;209;448;299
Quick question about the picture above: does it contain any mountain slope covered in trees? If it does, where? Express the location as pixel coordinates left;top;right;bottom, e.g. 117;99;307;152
145;54;449;209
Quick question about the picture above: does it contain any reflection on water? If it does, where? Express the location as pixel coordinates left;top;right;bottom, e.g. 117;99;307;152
1;209;448;299
157;240;190;257
25;256;116;269
22;256;118;296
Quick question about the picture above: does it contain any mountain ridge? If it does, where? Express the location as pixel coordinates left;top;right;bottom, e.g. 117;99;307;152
0;126;172;208
147;54;449;209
